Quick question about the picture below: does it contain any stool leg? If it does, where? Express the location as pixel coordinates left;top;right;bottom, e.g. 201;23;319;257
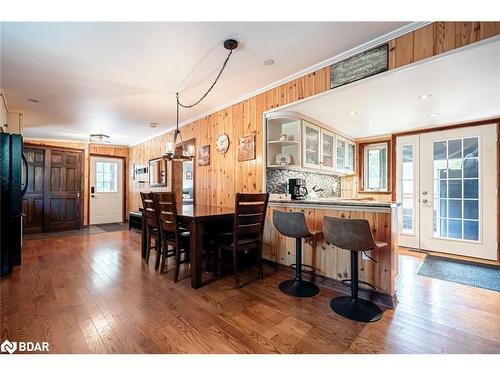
278;237;319;298
329;250;383;323
295;238;302;282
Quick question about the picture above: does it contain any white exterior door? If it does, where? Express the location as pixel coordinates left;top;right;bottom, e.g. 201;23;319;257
90;156;123;225
396;134;420;249
397;124;498;260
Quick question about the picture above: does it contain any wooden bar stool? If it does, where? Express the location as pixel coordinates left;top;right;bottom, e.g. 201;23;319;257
323;216;386;322
272;210;320;297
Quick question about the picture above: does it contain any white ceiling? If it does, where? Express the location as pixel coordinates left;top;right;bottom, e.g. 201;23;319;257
280;37;500;139
0;22;409;145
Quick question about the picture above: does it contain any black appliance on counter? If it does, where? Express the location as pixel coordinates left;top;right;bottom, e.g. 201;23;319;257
288;178;308;200
1;133;27;276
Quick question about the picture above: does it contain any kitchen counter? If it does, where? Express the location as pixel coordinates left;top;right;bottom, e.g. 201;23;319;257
263;198;399;307
269;198;400;212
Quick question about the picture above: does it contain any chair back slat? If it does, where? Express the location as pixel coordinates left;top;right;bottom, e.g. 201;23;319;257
323;216;377;251
140;192;158;230
233;193;269;243
153;192;178;235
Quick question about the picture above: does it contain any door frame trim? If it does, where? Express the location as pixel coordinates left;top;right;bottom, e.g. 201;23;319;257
88;153;127;224
24;143;85;231
391;118;500;261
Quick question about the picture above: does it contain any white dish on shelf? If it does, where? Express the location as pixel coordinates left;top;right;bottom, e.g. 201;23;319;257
276;153;291;165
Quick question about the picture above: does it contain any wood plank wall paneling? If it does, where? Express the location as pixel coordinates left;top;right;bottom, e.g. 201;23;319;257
128;22;500;212
24;139;129;226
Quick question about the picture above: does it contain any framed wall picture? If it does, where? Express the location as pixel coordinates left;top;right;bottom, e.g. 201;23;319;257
198;145;210;166
238;134;256;162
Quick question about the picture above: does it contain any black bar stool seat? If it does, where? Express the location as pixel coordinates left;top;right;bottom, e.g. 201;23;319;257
272;210;320;298
323;216;386;323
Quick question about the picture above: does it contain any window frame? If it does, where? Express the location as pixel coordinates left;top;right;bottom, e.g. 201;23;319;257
359;140;392;193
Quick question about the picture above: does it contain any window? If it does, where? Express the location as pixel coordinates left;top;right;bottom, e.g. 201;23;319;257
432;137;480;241
363;143;388;191
401;145;414;234
95;162;118;192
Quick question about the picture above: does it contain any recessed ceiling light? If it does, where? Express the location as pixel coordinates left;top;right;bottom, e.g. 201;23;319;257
418;93;432;100
429;113;440;117
27;98;40;103
349;111;358;117
262;58;274;66
149;122;159;128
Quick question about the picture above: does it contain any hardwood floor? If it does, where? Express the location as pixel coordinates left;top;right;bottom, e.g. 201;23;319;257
1;230;499;354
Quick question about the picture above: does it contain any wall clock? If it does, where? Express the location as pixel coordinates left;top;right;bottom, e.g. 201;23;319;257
216;133;230;154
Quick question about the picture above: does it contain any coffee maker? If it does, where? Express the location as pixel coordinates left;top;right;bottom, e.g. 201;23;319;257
288;178;308;200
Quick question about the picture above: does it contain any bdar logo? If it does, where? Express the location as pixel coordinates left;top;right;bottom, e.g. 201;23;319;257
1;339;17;354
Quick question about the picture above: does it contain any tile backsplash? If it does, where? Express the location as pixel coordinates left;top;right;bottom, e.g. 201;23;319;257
266;169;341;198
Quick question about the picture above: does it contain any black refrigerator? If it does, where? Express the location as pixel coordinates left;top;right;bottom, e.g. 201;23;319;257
0;132;28;276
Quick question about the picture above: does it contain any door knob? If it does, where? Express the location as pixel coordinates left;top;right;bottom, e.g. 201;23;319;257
422;199;429;204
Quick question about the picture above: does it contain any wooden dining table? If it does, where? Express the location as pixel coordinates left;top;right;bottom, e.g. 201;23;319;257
141;204;234;289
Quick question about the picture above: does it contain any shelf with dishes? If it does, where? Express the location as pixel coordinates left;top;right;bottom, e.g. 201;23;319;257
265;111;356;175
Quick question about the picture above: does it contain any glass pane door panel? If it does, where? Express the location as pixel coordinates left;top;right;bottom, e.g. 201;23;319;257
346;143;355;172
432;137;480;241
305;125;320;166
336;139;345;171
322;132;334;169
401;145;414;234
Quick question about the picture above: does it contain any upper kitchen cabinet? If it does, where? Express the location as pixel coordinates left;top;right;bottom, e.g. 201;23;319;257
265;111;355;175
336;136;356;174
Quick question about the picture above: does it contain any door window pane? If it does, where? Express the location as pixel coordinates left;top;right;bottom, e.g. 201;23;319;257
464;179;478;198
322;133;334;168
464;220;479;241
336;139;345;170
305;125;320;165
401;145;414;234
95;162;118;193
432;136;480;242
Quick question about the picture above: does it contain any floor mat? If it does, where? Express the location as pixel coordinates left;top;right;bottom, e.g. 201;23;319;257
417;255;500;292
95;222;128;232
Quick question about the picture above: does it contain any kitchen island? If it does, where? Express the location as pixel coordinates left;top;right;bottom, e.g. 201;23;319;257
262;199;400;307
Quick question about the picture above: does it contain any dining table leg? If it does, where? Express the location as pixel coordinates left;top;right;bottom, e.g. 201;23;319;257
189;221;204;288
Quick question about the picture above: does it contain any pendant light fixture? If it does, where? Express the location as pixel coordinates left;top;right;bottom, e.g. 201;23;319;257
164;39;238;161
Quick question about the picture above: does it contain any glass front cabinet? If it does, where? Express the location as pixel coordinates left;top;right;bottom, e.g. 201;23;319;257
266;112;355;175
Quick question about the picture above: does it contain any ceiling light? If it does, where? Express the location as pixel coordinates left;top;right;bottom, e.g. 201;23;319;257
166;39;238;161
349;111;358;116
149;122;158;128
262;58;274;66
89;134;111;144
429;113;440;117
418;93;432;100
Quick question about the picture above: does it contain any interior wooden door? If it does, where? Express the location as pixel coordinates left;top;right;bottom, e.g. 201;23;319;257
44;148;82;231
22;147;46;234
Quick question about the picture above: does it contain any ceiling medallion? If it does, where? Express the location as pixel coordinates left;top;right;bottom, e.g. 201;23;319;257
164;39;238;161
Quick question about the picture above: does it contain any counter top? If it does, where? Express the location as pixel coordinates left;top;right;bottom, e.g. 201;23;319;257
269;198;400;210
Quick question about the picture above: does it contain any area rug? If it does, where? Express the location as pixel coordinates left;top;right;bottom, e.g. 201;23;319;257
417;255;500;292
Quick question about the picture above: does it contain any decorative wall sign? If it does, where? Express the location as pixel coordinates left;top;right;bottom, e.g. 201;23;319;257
238;134;256;162
198;145;210;166
330;44;388;89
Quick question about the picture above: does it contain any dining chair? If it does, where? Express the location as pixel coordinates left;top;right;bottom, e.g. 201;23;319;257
217;192;269;288
153;192;190;281
140;192;161;269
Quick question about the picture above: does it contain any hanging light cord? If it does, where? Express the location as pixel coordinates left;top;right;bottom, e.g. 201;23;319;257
176;48;234;110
